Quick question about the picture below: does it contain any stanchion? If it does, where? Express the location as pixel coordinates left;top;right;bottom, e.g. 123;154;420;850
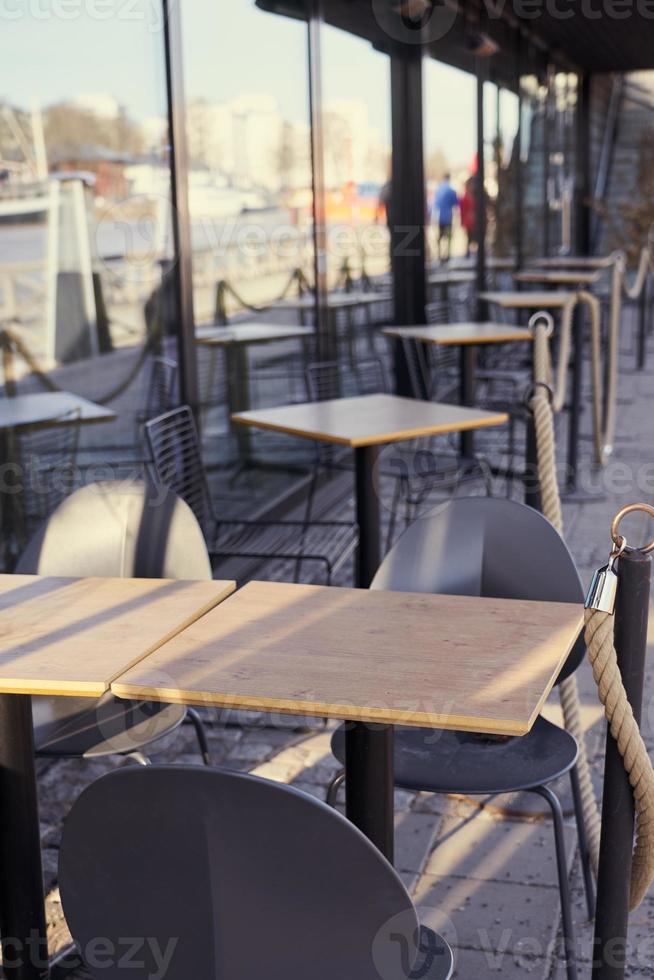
637;286;647;371
592;548;651;980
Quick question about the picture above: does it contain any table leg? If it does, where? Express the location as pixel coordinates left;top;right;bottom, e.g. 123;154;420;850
345;722;395;863
0;694;48;980
459;345;477;458
355;445;381;589
227;345;252;464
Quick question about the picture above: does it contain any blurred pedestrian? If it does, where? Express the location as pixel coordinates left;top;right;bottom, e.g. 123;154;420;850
433;173;459;263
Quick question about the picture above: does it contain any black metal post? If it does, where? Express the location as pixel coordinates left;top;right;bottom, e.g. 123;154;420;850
565;302;584;493
162;0;198;414
515;37;524;271
637;284;647;371
355;445;381;589
307;1;333;364
475;59;488;322
576;72;592;258
592;548;651;980
460;345;477;458
345;722;395;862
0;695;48;980
390;44;427;397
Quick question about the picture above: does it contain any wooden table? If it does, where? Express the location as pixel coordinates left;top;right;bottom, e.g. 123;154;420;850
526;256;613;269
383;322;532;457
0;573;234;980
479;290;576;309
196;323;313;461
232;393;508;587
113;579;584;861
514;270;601;287
0;390;115;432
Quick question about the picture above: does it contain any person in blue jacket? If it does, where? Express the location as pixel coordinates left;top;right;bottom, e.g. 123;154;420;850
433;174;459;263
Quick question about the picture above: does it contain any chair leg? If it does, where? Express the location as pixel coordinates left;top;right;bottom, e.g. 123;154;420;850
386;478;402;552
186;707;212;766
569;765;596;920
126;751;150;766
531;785;578;980
326;769;345;807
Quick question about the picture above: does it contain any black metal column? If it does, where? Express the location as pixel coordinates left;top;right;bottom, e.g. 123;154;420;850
0;694;47;980
592;548;651;980
390;45;427;396
355;445;381;589
307;1;332;364
565;302;584;493
460;345;477;458
475;59;488;322
345;722;394;862
637;284;648;371
575;72;592;258
162;0;198;414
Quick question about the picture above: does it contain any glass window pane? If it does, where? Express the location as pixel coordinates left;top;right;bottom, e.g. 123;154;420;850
0;2;177;563
182;0;317;507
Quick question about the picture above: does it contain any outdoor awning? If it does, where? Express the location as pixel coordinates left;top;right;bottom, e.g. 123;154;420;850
258;0;654;74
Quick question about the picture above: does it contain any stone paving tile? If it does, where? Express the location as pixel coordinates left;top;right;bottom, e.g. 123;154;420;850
451;945;551;978
413;872;563;957
425;809;577;888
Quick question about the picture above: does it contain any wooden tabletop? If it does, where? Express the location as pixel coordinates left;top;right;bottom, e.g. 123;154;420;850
527;256;613;269
0;575;234;696
428;271;476;285
383;322;533;346
480;290;576;309
196;323;312;347
0;391;116;432
112;580;584;736
514;270;601;286
231;393;508;447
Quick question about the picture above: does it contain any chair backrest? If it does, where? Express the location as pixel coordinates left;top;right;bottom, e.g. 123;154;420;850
59;765;431;980
17;478;211;580
18;408;81;536
145;406;213;536
306;358;389;402
144;356;178;421
372;496;586;683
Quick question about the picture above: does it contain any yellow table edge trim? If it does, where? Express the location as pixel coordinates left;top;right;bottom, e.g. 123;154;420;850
230;410;509;447
381;327;533;345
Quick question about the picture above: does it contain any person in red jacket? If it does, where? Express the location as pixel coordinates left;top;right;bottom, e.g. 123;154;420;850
459;177;477;257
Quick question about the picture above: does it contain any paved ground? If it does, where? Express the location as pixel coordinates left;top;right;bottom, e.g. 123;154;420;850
37;309;654;978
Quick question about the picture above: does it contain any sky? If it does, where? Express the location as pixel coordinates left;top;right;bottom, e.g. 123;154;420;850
0;0;505;167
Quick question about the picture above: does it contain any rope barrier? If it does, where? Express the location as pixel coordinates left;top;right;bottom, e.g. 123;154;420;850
530;313;654;910
529;312;603;879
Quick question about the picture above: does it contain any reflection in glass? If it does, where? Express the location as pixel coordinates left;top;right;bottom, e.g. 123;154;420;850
0;2;177;564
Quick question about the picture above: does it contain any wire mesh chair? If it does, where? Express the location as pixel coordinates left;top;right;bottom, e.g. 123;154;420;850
135;355;178;450
15;408;81;542
145;406;358;584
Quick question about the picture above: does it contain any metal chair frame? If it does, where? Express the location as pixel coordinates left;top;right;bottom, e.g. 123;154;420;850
145;406;358;584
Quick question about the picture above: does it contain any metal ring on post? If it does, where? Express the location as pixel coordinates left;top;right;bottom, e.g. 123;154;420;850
611;503;654;555
523;380;554;413
528;311;555;338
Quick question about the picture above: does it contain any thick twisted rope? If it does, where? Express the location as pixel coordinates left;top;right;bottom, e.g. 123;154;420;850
584;605;654;909
530;315;603;876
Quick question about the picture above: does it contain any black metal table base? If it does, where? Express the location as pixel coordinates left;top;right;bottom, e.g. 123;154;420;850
0;693;48;980
344;722;395;863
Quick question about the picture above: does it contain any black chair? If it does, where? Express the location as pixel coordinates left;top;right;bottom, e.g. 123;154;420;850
145;406;358;584
17;479;212;766
326;496;595;980
136;355;178;442
16;407;81;543
59;765;454;980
